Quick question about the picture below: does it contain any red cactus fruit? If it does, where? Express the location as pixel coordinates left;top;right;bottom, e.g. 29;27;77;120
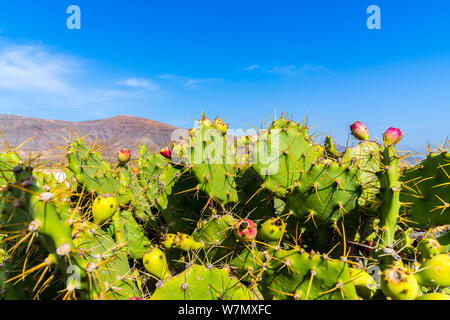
234;219;257;241
160;147;172;159
117;148;131;165
350;121;369;141
383;127;402;146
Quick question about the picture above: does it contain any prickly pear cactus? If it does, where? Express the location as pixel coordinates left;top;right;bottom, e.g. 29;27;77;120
0;114;449;301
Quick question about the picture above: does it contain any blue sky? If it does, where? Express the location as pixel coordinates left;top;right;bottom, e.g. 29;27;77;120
0;1;449;151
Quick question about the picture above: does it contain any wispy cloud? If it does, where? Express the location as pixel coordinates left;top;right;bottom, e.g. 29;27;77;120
243;64;260;71
268;64;326;75
0;40;164;118
243;63;327;76
0;43;78;94
158;73;222;88
120;77;159;91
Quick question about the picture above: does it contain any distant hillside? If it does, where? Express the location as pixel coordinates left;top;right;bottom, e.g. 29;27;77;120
0;115;178;161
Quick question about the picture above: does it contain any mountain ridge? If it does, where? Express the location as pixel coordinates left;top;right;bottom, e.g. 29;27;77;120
0;114;178;161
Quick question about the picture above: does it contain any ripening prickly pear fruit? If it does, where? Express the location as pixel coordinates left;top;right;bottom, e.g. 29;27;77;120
160;147;172;160
117;148;131;165
234;219;257;241
383;127;402;146
415;254;450;288
416;293;450;300
213;118;228;135
174;233;202;251
380;266;418;300
143;247;169;280
199;117;213;129
161;233;177;250
350;121;369;141
92;194;118;225
259;218;286;242
349;268;377;300
417;238;442;259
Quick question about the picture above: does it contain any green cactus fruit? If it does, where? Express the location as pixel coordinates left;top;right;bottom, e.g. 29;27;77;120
417;238;442;259
349;268;377;300
415;254;450;288
143;247;169;280
174;233;202;251
259;218;286;242
380;266;418;300
212;117;228;135
92;194;118;225
161;233;177;250
198;116;213;129
416;292;450;300
234;219;257;241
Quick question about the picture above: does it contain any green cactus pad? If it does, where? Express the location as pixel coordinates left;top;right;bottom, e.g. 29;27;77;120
112;210;152;260
67;141;131;205
285;161;362;228
150;264;255;300
252;118;321;197
400;152;450;228
73;223;141;299
259;249;358;300
341;141;382;211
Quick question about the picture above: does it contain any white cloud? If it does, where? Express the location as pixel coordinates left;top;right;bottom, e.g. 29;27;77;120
0;43;78;94
0;41;164;118
158;73;222;88
121;77;159;91
269;64;326;75
243;64;260;71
